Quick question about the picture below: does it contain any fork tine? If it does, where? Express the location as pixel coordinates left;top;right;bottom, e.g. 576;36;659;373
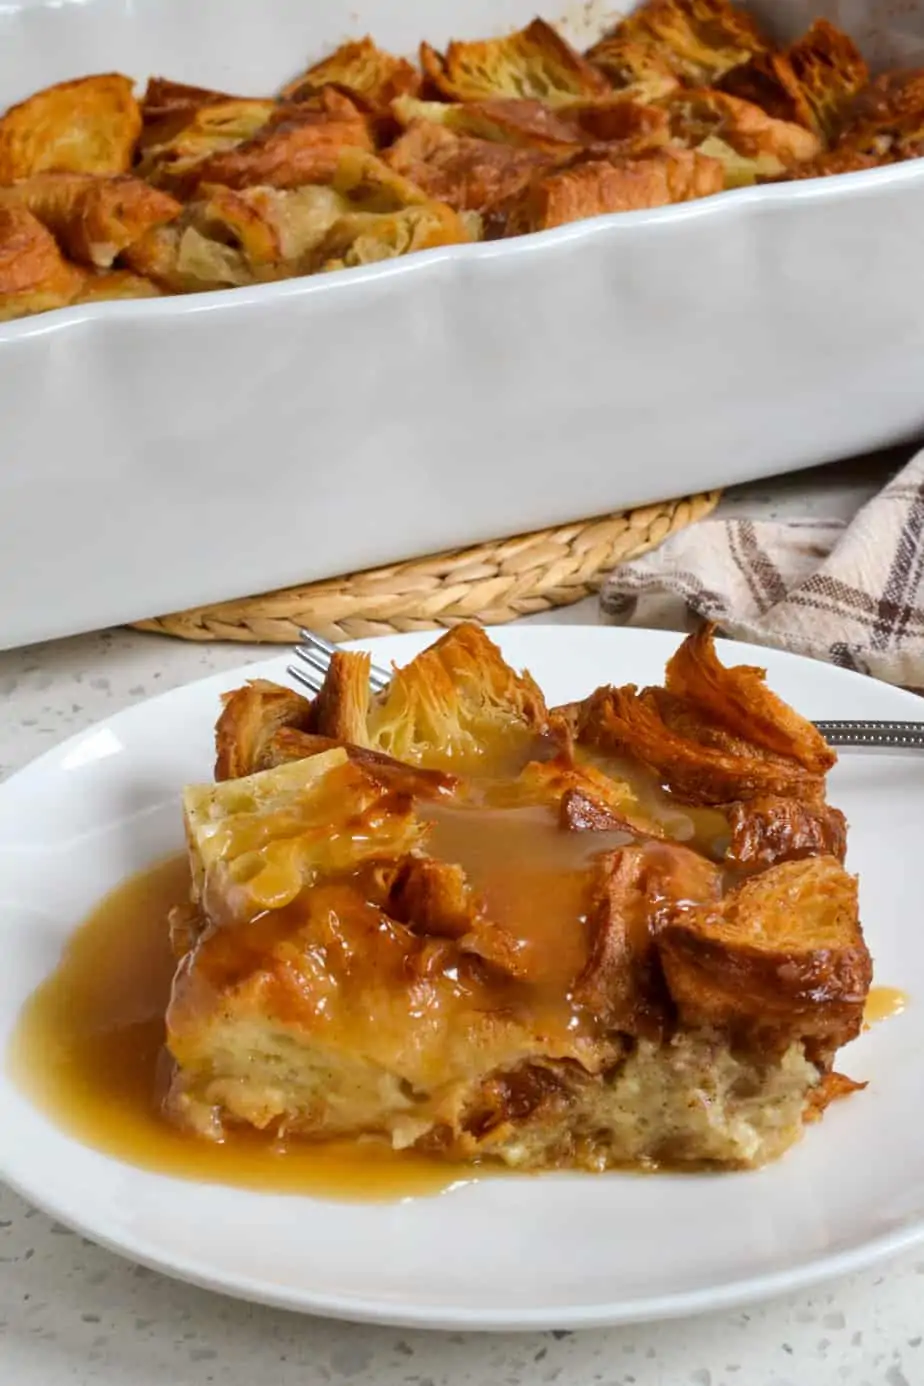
297;628;337;656
296;628;391;691
292;645;333;680
287;662;323;695
298;628;390;680
293;637;390;692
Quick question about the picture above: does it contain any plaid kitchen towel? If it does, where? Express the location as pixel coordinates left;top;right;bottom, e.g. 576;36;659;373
600;448;924;690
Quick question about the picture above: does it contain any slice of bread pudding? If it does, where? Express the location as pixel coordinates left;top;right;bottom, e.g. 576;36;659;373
165;623;870;1171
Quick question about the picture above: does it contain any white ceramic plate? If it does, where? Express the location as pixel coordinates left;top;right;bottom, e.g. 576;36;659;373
1;626;922;1331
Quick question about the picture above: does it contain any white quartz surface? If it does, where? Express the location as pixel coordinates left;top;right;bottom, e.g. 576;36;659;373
2;453;922;1386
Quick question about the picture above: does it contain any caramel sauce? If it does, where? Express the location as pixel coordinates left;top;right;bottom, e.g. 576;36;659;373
863;986;908;1027
426;801;634;990
8;854;461;1200
574;747;730;857
9;750;727;1200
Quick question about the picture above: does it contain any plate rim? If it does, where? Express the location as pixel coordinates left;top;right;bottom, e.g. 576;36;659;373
2;623;924;1331
1;1149;923;1332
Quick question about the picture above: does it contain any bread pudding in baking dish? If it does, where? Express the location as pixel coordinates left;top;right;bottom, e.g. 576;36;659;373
0;0;919;322
163;622;870;1172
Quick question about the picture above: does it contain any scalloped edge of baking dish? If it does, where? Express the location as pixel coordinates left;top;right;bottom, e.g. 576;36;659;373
3;157;922;344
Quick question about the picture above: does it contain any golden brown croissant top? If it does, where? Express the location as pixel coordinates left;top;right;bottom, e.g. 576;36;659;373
0;2;917;322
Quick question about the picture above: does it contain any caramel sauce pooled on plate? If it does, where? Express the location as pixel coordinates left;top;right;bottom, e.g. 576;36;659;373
8;854;459;1200
5;757;746;1199
863;986;908;1027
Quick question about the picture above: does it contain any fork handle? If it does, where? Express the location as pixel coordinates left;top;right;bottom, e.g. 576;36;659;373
814;719;924;748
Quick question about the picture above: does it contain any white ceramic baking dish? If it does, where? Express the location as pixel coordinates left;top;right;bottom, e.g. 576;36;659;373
1;0;923;650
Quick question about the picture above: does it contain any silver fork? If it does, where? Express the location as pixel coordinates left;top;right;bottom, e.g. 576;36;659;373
290;628;390;695
288;629;924;749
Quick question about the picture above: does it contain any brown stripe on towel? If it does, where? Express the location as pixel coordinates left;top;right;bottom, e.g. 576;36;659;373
600;452;924;690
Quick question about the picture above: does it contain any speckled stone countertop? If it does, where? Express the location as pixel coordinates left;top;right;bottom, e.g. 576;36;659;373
2;453;922;1386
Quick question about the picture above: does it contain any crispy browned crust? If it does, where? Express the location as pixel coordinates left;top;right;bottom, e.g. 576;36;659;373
787;146;884;180
375;855;528;978
845;69;924;130
212;641;555;870
574;842;721;1034
850;69;924;132
142;76;235;122
384;855;479;939
137;96;278;181
307;650;372;743
280;36;421;112
496;146;723;235
391;94;574;157
573;846;664;1030
836;69;924;161
219;623;831;813
726;795;847;869
585;36;681;101
215;623;550;780
0;74;140;183
719;20;868;142
214;678;315;781
385;121;554;214
420;19;610;105
0;204;84;321
365;622;549;766
665;624;835;772
559;97;670;153
659;856;871;1057
786;15;866;127
0;173;181;268
393;94;669;159
138;78;250;157
599;0;768;85
803;1069;866;1121
718;55;816;129
568;683;825;805
73;268;162;303
248;726;342;770
167;91;374;195
665;89;823;170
